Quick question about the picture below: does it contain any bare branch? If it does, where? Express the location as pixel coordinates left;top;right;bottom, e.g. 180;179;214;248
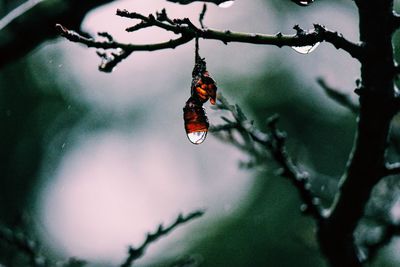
0;0;115;69
382;162;400;176
56;24;192;72
317;77;359;113
391;12;400;32
199;4;207;29
211;95;324;222
120;210;205;267
57;9;362;72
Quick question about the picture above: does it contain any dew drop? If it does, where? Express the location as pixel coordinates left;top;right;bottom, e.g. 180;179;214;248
291;42;320;54
218;1;234;8
187;131;207;144
294;0;314;6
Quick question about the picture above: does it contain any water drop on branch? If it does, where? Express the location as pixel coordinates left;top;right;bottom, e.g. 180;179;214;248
187;131;208;144
218;1;234;8
291;42;320;54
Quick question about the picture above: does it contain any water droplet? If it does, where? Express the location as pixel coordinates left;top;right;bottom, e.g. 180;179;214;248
187;131;207;144
218;1;234;8
61;143;66;149
294;0;314;6
291;42;320;54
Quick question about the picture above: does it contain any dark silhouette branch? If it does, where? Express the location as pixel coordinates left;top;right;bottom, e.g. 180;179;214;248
382;162;400;176
316;1;399;266
391;12;400;32
120;210;204;267
57;9;362;72
211;95;324;222
0;0;115;68
55;24;192;72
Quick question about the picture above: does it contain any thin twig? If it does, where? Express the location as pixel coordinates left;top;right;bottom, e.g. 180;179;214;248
120;210;205;267
211;95;324;222
199;4;207;29
317;77;359;113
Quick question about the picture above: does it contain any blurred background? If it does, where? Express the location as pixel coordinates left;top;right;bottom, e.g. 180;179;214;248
1;0;400;266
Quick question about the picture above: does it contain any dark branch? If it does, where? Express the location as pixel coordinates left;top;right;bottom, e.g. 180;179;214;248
391;12;400;32
211;95;324;222
56;24;192;72
382;162;400;176
317;77;359;113
120;210;205;267
57;10;362;72
199;4;207;29
0;0;115;68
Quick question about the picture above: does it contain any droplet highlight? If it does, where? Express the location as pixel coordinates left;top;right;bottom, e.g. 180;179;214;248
291;42;320;54
293;0;314;6
218;1;234;8
187;131;207;144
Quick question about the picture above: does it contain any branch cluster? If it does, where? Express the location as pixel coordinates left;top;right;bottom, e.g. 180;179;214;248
56;8;361;72
211;94;324;221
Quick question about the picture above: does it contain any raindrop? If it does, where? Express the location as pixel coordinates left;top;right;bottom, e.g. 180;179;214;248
61;143;66;149
293;0;314;6
291;42;320;54
187;131;207;144
218;1;234;8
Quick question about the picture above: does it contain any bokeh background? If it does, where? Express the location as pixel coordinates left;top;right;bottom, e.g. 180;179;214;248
1;0;400;266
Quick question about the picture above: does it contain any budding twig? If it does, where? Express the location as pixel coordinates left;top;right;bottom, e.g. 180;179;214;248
120;210;204;267
211;95;324;222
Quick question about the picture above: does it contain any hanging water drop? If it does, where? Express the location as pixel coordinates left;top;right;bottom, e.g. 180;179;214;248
291;42;320;54
187;131;208;144
292;0;314;6
218;1;234;8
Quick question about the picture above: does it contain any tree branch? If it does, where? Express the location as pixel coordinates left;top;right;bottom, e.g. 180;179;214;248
0;0;115;68
211;95;324;222
317;77;359;113
57;9;362;72
120;210;205;267
382;162;400;176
